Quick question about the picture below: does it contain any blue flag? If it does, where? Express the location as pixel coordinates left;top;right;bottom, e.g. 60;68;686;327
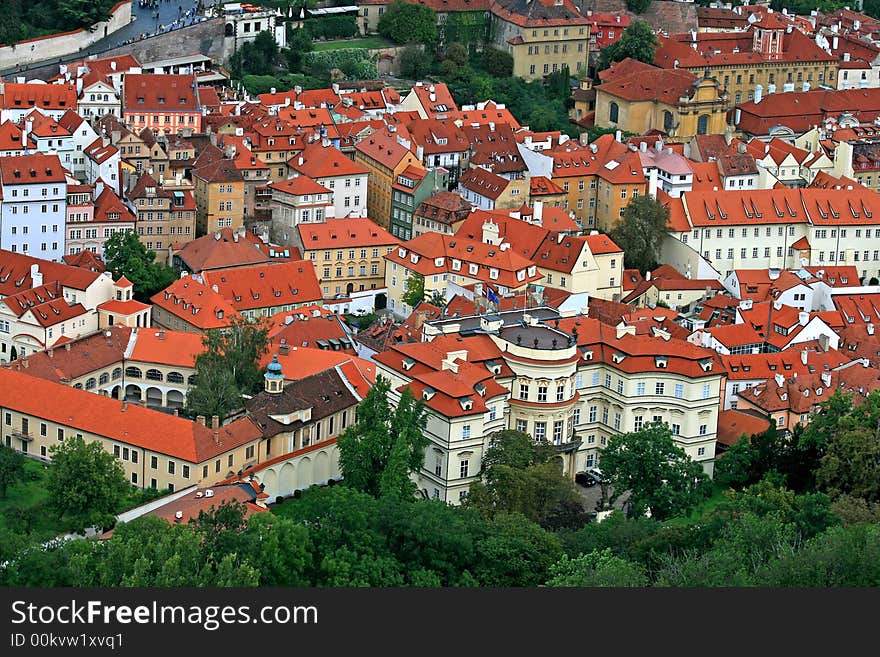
486;287;500;304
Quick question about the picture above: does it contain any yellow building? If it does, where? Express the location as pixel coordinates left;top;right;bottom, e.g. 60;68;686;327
192;158;246;235
547;133;646;231
490;0;591;80
594;59;728;143
0;367;263;491
354;127;422;228
293;218;400;298
130;173;197;262
654;16;839;106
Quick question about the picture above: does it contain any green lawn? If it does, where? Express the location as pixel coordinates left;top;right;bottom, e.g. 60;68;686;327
666;482;732;526
0;458;63;542
312;37;393;51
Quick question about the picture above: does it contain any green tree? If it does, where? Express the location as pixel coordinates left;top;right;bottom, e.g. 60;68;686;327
480;47;513;78
337;376;428;498
473;513;563;586
465;430;587;529
0;444;26;498
600;423;712;521
284;28;314;72
378;1;438;46
816;421;880;503
399;44;433;80
610;195;671;273
546;549;648;586
402;271;426;308
46;437;129;532
714;420;781;490
626;0;653;13
597;19;660;72
102;230;177;302
186;316;270;420
230;29;281;77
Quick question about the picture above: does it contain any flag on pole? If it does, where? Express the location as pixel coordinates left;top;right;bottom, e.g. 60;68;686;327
486;287;500;305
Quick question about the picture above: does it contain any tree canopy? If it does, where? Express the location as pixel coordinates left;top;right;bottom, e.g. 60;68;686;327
186;316;270;421
600;423;712;521
0;445;26;499
401;272;426;309
597;19;660;72
102;230;177;303
378;1;438;46
46;436;129;532
609;195;672;273
337;376;428;499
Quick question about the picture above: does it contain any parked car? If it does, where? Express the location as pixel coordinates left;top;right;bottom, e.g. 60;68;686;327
575;467;604;488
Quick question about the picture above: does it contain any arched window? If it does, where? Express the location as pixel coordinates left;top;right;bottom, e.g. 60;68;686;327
74;383;83;389
187;374;197;386
146;369;163;382
99;372;109;385
609;102;619;123
697;114;710;135
167;371;185;384
85;378;97;390
112;367;122;381
663;110;674;133
125;366;142;379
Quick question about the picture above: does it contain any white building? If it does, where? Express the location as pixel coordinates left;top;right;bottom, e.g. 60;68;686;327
0;154;67;261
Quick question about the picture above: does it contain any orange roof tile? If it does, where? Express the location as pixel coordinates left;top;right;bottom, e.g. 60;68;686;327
297;218;399;250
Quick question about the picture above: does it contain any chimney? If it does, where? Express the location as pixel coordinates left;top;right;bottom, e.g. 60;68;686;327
868;323;875;335
615;130;622;142
534;200;543;224
65;342;71;351
196;415;206;426
121;400;127;411
820;372;832;388
211;415;219;429
774;372;785;388
833;35;839;51
158;329;166;340
754;84;763;104
30;264;42;289
640;141;647;153
47;348;53;358
798;311;809;326
213;430;220;445
818;333;830;352
648;168;659;200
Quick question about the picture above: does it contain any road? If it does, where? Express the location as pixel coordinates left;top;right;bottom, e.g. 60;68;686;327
575;480;630;515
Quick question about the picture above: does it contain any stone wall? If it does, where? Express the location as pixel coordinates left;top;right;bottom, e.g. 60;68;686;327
98;19;228;69
0;1;132;71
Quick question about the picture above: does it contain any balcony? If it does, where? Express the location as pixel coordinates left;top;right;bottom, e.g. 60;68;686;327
553;433;582;454
11;430;33;442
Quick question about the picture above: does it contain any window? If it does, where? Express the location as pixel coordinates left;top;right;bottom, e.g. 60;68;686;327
616;379;623;394
168;461;175;475
674;383;684;399
634;416;643;432
460;459;470;478
589;405;597;422
516;419;528;433
553;421;564;445
655;382;665;396
609;102;619;123
150;455;158;469
699;424;708;436
519;383;529;400
671;423;680;435
557;384;566;401
604;374;612;388
462;425;471;440
635;382;645;396
702;383;711;399
534;421;546;441
697;447;706;456
573;408;580;425
537;386;547;402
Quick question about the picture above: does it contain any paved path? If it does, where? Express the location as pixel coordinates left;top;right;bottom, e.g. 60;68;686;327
1;1;210;77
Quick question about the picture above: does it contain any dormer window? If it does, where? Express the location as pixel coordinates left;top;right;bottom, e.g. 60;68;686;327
402;357;415;371
527;266;536;277
434;257;444;267
612;352;626;364
459;397;473;411
469;263;479;275
399;247;407;258
410;253;419;264
423;387;436;400
451;259;461;271
655;356;668;368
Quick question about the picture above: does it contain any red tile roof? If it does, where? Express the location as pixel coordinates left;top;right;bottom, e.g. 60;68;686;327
0;249;102;295
176;228;272;272
407;118;470;155
267;175;331;197
123;74;200;112
202;261;322;312
128;328;205;368
459;166;510;200
297;218;399;250
151;276;240;330
716;409;771;447
0;83;78;112
597;61;699;105
0;368;262;462
0;152;65;184
289;141;369;179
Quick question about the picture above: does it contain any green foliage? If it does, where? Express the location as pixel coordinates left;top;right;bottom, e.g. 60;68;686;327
600;423;712;521
284;28;314;71
229;30;281;78
442;12;490;51
304;15;358;40
378;0;438;46
302;49;378;80
625;0;653;13
465;431;588;529
597;19;660;73
610;195;671;273
0;445;26;498
240;75;288;96
337;376;428;499
402;272;426;308
102;230;177;302
399;45;433;80
472;513;563;586
186;316;270;421
46;437;129;533
546;549;647;586
480;48;513;78
714;420;781;490
830;494;880;526
0;0;118;45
